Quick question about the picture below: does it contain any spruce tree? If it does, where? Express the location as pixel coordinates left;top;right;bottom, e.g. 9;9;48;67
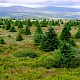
34;20;40;27
59;42;77;68
23;26;31;35
60;26;71;42
16;32;23;41
40;27;59;52
5;21;11;30
26;19;32;27
75;26;80;39
34;26;43;45
18;21;23;28
9;26;16;32
0;38;5;44
40;19;47;27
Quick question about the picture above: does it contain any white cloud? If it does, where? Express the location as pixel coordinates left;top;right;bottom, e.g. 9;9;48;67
0;0;80;8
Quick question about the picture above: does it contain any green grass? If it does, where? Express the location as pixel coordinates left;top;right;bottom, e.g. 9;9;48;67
0;25;80;80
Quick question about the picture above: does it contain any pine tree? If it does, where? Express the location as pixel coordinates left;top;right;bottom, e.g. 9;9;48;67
9;26;16;32
26;19;32;27
34;20;40;27
75;26;80;39
18;21;23;28
0;37;5;44
40;19;47;27
40;27;59;52
5;21;11;30
34;26;43;45
60;26;71;42
23;26;31;35
16;33;23;41
59;42;77;68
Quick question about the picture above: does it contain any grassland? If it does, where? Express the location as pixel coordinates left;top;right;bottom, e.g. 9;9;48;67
0;25;80;80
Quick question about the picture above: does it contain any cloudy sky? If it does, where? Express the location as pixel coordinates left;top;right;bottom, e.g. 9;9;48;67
0;0;80;8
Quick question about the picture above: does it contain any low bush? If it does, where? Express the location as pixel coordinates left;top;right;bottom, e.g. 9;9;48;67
37;54;54;69
13;49;38;58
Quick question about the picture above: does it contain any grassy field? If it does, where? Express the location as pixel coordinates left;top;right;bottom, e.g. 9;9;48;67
0;25;80;80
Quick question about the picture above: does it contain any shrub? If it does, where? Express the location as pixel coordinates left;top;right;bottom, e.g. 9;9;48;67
37;54;54;69
13;49;38;58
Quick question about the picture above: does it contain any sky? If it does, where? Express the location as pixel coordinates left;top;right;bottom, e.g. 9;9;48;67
0;0;80;8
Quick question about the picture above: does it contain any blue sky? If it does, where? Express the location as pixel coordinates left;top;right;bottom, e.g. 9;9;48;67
0;0;80;8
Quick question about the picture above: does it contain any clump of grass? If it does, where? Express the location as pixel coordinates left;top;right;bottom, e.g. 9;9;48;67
13;49;38;58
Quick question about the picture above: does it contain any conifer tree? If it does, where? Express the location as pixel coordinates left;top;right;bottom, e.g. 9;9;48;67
26;19;32;27
40;27;59;52
40;19;47;27
9;26;16;32
18;21;23;28
34;20;40;27
34;26;43;45
59;42;77;68
5;21;11;30
16;32;23;41
60;26;71;42
75;26;80;39
0;37;5;44
23;26;31;35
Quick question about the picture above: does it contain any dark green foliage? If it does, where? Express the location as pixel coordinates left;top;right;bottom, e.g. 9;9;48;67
18;21;23;28
40;27;59;52
9;26;16;32
34;20;40;27
69;38;76;47
0;25;1;28
16;33;23;41
35;26;43;35
26;19;32;27
40;19;47;27
0;38;5;44
60;26;71;42
34;25;43;45
23;26;31;35
0;20;3;25
64;23;71;30
1;25;5;29
13;49;38;58
5;21;11;30
53;43;78;68
19;28;24;34
75;26;80;39
14;20;18;26
54;20;60;26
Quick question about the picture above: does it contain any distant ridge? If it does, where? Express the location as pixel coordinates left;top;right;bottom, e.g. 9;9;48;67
0;6;80;19
0;5;80;12
39;6;80;12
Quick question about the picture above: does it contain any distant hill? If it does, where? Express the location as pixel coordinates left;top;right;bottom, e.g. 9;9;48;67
39;6;80;12
0;6;80;19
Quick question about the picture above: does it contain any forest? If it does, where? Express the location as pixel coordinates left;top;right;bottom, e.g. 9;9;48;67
0;18;80;80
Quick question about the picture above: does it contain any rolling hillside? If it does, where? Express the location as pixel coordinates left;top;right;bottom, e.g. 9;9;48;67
0;6;80;19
